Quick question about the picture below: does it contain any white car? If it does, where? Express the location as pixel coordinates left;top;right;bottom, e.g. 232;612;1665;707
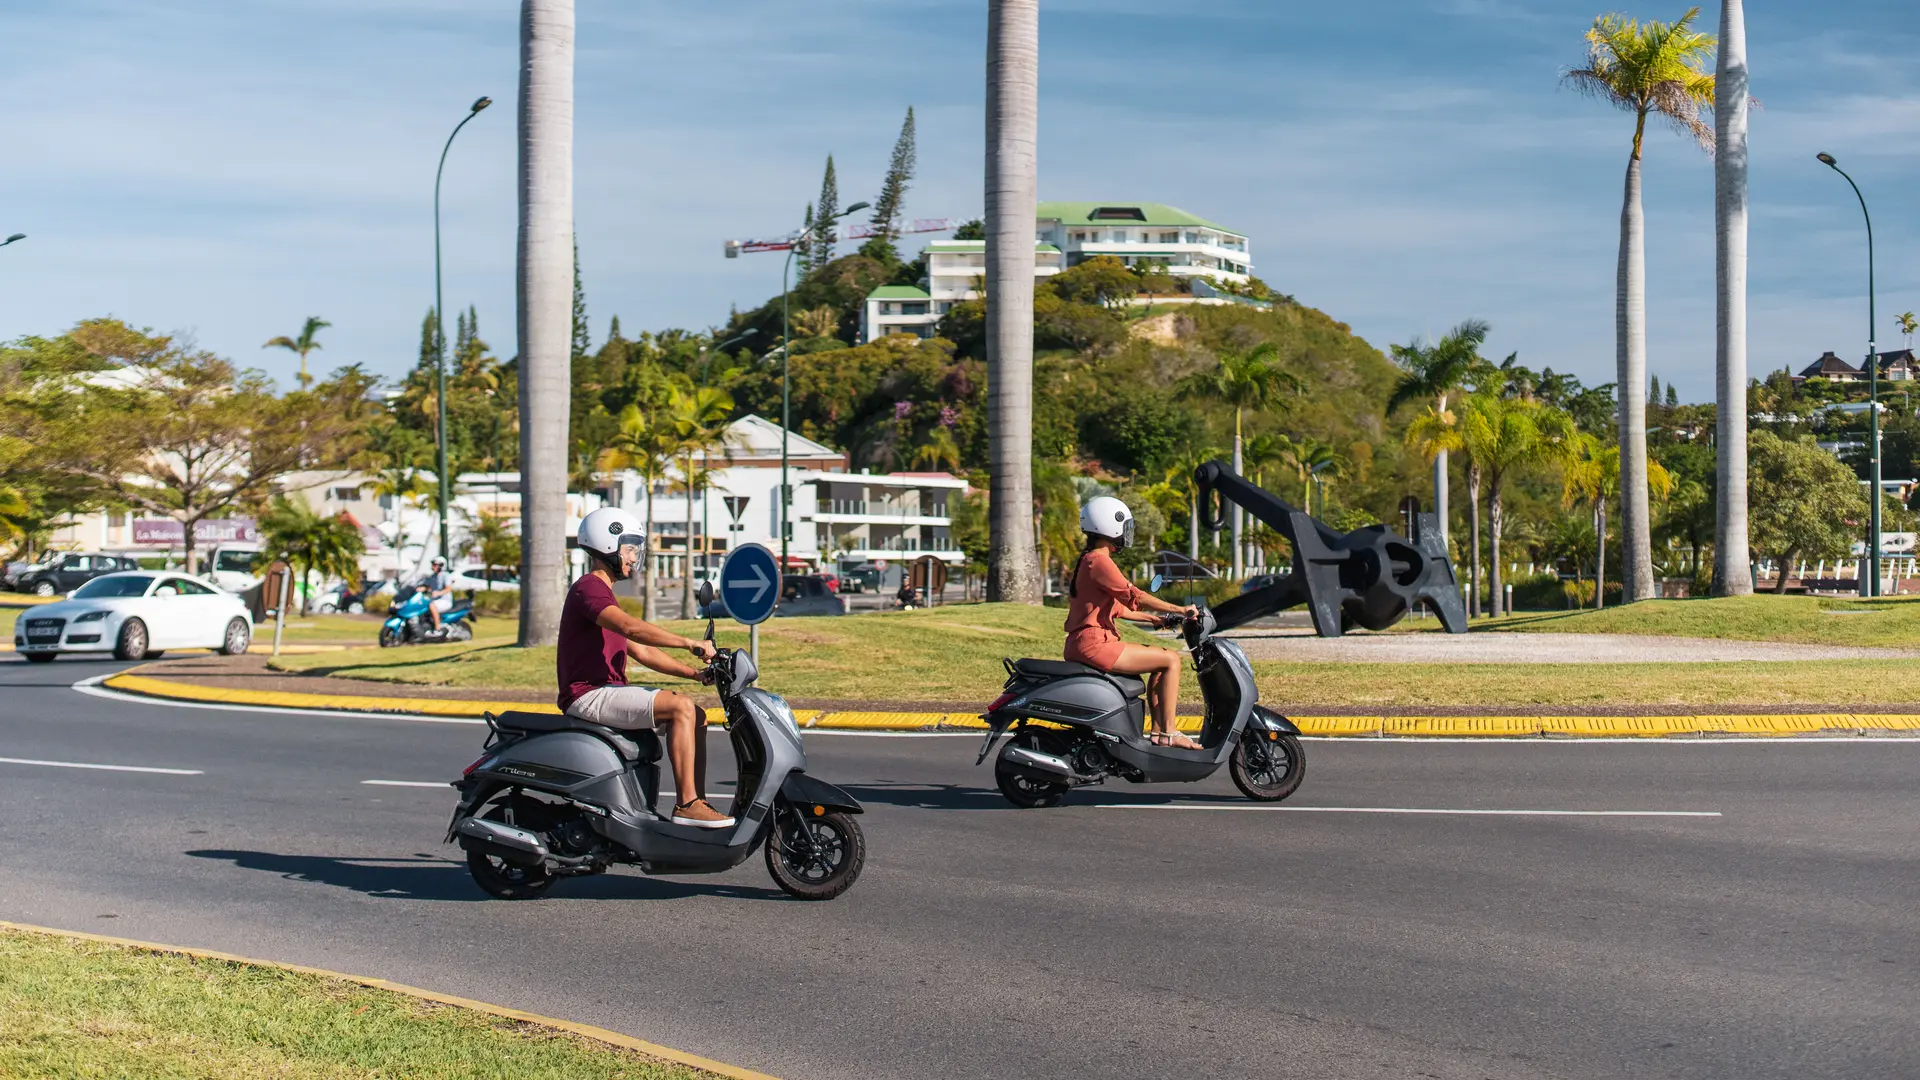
450;566;518;592
12;571;253;662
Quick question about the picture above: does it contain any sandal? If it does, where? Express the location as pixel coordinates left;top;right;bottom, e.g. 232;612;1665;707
1150;731;1202;750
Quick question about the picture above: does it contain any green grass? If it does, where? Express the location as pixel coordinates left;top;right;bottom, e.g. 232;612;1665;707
0;929;726;1079
264;600;1920;708
264;612;520;646
1454;594;1920;649
271;603;1158;702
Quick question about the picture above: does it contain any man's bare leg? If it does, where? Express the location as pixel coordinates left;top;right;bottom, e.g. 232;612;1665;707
657;691;698;801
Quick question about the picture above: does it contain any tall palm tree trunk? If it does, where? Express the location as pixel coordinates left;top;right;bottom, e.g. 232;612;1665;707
1594;502;1608;609
641;470;655;619
1713;0;1754;596
1489;479;1505;618
1231;409;1244;580
984;0;1041;603
1617;134;1655;602
516;0;573;645
1434;390;1450;547
1188;489;1199;564
682;452;695;618
1467;465;1482;618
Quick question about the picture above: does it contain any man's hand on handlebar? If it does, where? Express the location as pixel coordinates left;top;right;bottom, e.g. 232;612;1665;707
686;639;717;663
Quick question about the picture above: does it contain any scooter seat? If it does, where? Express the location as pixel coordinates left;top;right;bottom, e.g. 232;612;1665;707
490;711;661;764
1010;658;1147;700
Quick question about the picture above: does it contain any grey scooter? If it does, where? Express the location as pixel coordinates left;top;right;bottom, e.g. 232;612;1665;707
445;582;866;900
976;599;1305;808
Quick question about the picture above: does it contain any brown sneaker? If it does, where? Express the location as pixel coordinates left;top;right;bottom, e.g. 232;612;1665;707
671;799;736;830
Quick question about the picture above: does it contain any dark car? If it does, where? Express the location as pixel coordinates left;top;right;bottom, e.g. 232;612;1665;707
700;574;847;619
13;552;142;597
1240;573;1282;595
838;563;884;594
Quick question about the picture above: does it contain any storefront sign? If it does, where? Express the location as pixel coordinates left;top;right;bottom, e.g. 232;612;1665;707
131;518;259;545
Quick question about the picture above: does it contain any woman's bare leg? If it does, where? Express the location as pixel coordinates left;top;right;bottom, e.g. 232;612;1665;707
1108;644;1192;747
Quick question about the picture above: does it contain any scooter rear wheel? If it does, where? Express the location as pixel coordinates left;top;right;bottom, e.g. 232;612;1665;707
765;809;865;901
995;730;1070;809
1229;731;1305;802
466;848;557;900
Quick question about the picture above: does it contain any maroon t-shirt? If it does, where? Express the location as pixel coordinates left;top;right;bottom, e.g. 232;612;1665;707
556;573;627;711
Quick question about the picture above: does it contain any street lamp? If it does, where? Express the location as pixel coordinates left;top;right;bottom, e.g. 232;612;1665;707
699;327;758;386
0;233;24;248
1818;151;1881;596
776;200;868;571
699;326;759;587
433;95;491;568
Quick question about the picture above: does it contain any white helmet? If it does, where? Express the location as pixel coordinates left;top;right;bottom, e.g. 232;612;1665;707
1080;495;1136;549
577;506;645;558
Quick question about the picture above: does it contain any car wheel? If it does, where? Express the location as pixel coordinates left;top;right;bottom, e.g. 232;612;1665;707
114;618;150;661
347;602;364;614
218;618;251;656
32;580;56;597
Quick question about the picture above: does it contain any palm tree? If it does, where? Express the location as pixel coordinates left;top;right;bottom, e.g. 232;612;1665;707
1164;443;1224;569
1567;7;1716;603
911;426;963;473
517;0;575;645
670;385;734;618
1713;0;1753;596
469;511;520;591
1389;320;1490;547
602;404;676;619
260;496;366;616
367;462;431;580
1031;459;1080;594
1458;396;1577;617
1562;435;1675;607
263;316;330;389
1181;341;1299;578
1898;312;1918;351
985;0;1041;603
1404;406;1476;612
0;484;30;552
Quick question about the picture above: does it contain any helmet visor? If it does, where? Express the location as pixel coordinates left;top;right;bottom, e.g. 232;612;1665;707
1120;518;1136;550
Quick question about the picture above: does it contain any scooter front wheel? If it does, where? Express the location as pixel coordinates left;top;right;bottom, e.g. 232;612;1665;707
1229;730;1305;802
378;624;401;648
765;809;865;901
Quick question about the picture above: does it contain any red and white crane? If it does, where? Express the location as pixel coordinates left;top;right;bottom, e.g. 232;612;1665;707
723;217;957;258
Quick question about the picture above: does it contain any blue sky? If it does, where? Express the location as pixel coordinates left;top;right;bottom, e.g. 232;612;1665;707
1;0;1915;403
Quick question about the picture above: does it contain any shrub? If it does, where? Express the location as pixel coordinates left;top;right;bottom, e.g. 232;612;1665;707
469;589;519;617
365;592;392;614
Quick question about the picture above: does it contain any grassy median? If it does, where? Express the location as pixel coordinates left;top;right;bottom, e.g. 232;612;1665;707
0;928;729;1079
1447;593;1920;649
265;599;1920;708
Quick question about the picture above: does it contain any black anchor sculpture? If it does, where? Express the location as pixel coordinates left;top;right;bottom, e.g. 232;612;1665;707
1192;460;1468;637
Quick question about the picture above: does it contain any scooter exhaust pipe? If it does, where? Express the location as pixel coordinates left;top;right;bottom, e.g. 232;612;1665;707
1003;746;1076;779
455;817;549;868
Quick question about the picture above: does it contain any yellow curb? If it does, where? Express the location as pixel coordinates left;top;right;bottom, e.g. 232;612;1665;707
0;920;779;1080
89;673;1920;737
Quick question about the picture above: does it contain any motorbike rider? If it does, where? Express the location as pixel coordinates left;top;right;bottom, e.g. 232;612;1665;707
563;507;729;829
1063;496;1200;749
421;556;453;633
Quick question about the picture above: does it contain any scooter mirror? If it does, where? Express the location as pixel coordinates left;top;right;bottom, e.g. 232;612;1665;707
696;580;715;606
1149;573;1165;593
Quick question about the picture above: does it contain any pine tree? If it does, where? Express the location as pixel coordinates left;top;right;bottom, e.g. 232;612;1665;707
815;156;840;264
417;308;438;375
870;106;917;243
606;315;622;344
571;237;591;363
795;202;816;278
1649;374;1662;410
1666;383;1679;408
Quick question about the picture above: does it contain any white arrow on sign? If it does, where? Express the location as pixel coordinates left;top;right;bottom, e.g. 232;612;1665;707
729;562;772;605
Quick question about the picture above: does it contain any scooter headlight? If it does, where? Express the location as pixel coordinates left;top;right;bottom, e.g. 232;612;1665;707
748;693;803;744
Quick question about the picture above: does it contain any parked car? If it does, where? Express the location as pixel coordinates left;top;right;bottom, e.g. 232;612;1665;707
13;571;253;661
450;565;519;592
3;550;62;590
1240;573;1282;595
838;563;883;594
698;574;846;619
11;552;144;597
819;572;841;593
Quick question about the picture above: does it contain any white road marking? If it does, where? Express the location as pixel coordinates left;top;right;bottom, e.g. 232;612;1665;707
362;780;448;788
1098;804;1720;817
0;755;202;776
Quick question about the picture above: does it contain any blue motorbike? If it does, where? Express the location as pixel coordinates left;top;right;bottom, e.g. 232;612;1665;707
379;585;476;647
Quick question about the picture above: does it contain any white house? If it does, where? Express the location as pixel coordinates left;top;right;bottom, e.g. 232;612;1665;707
860;201;1253;343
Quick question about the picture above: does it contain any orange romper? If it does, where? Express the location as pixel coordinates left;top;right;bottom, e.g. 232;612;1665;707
1063;548;1137;670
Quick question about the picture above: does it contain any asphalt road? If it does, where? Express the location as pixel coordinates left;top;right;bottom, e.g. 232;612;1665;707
2;654;1916;1080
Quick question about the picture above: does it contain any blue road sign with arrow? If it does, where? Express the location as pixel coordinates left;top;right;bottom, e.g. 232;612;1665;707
718;542;779;625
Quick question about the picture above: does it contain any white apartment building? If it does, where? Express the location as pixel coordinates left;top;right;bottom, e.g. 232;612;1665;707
861;201;1251;344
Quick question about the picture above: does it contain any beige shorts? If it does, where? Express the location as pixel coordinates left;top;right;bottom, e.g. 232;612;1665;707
566;685;660;731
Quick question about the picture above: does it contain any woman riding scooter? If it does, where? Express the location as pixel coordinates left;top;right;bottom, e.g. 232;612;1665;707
1064;496;1199;749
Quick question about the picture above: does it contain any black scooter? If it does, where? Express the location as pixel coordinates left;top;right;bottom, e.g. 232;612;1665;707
975;599;1304;808
445;582;867;900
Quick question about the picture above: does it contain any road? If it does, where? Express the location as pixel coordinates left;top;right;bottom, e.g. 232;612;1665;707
2;653;1916;1079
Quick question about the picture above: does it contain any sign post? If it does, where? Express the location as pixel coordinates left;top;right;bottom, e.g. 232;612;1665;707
717;542;779;667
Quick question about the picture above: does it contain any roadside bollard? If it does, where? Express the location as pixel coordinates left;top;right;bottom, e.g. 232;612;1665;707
271;567;291;657
1505;583;1513;617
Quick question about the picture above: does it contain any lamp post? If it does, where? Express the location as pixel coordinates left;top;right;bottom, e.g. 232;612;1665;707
1818;151;1880;596
776;201;868;571
699;327;758;583
433;95;492;569
0;233;23;249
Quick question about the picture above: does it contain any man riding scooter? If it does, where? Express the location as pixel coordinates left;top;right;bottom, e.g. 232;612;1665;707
421;556;453;634
563;507;728;828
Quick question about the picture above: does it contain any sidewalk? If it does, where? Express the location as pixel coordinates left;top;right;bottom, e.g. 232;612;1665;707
96;655;1920;737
